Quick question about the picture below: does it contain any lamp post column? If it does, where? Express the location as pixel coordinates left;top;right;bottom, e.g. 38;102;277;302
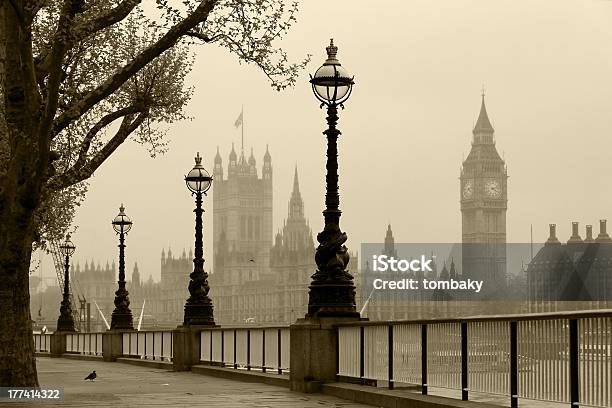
183;153;215;326
184;191;215;325
307;103;358;317
57;253;75;331
110;205;133;330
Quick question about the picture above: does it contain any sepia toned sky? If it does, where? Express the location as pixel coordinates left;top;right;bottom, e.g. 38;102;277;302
36;0;612;286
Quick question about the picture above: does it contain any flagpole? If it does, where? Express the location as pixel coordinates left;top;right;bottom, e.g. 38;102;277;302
241;105;244;154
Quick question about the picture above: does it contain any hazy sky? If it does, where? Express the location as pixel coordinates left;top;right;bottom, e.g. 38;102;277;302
36;0;612;286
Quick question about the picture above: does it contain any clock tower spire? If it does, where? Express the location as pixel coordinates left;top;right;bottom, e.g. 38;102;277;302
460;93;508;290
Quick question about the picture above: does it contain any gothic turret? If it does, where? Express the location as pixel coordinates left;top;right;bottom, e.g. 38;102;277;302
288;167;304;220
383;224;398;258
248;148;256;166
214;146;223;180
473;94;495;138
228;143;237;176
449;259;457;279
262;144;272;181
132;262;141;287
439;262;449;280
248;148;257;176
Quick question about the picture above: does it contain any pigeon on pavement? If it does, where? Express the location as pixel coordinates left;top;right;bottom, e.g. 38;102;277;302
84;370;97;381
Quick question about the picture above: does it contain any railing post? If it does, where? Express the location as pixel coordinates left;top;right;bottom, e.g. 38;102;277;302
277;329;282;375
233;329;237;369
209;330;213;363
247;329;251;371
388;324;394;390
422;324;428;395
221;330;225;367
262;329;266;373
510;321;518;408
335;327;339;380
461;321;468;401
359;326;365;385
569;319;579;407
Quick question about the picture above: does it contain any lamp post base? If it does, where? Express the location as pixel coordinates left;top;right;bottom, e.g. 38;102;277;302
183;303;215;326
56;316;76;332
110;310;134;330
307;283;359;318
57;297;76;332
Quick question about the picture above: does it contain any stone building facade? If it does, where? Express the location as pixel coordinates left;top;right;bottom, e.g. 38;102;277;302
527;221;612;312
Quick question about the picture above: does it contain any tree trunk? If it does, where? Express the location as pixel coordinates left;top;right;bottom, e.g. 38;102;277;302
0;3;43;387
0;229;38;387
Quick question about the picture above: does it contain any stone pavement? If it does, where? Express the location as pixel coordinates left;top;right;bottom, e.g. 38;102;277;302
14;357;371;407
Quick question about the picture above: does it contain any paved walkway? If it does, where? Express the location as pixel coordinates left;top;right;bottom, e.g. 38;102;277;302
16;357;370;407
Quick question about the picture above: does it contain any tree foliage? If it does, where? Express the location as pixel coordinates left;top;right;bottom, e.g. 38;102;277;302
0;0;308;387
2;0;309;247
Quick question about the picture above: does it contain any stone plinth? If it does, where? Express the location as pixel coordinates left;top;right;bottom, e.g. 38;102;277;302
173;325;217;371
102;330;128;362
50;331;68;356
290;316;361;393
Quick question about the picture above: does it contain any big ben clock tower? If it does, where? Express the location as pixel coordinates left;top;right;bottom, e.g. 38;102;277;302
460;93;507;291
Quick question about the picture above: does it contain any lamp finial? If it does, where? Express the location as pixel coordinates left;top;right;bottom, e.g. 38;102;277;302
326;38;338;62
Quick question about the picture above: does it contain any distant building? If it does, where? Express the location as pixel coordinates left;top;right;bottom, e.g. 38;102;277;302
268;168;316;322
527;221;612;312
70;260;116;331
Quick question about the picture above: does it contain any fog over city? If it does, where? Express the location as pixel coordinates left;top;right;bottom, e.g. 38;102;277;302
35;0;612;284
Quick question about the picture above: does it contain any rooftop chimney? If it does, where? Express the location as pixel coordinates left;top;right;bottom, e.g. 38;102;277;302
585;225;594;242
546;224;560;245
567;221;583;244
596;219;612;242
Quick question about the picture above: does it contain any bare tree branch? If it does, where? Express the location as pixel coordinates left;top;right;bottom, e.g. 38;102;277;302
73;105;141;169
185;31;224;43
47;110;148;191
51;0;217;138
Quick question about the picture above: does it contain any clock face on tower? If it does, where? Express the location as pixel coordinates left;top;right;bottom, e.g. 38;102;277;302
463;180;474;199
485;180;501;198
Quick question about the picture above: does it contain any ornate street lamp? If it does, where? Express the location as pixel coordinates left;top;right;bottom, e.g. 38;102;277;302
183;153;215;326
57;234;76;331
307;39;359;317
110;204;134;330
